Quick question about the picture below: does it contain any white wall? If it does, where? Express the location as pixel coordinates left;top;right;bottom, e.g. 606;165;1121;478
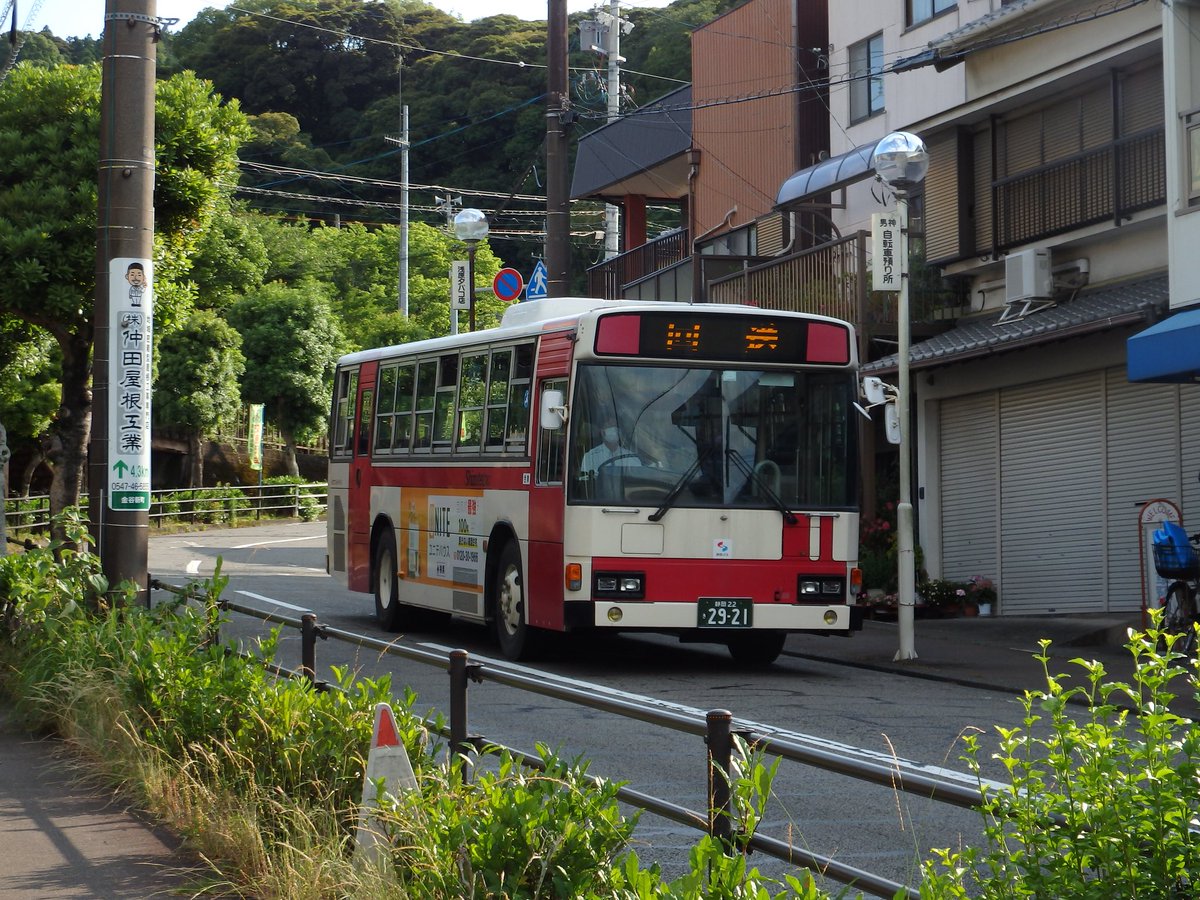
1164;1;1200;309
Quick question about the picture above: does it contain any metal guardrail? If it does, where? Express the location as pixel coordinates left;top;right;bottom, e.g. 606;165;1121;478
152;580;1005;900
4;483;327;541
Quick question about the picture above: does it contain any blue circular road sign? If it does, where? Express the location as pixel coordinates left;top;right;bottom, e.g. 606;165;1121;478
493;267;524;302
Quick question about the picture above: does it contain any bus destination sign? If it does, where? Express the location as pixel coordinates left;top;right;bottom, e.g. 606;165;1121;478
593;311;851;365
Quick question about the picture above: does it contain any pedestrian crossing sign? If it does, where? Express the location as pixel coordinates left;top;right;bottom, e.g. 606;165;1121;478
526;259;548;300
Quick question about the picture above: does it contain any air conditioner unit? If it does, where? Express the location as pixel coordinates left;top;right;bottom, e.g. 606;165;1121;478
1004;248;1053;303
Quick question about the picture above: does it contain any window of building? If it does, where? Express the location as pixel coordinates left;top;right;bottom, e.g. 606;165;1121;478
908;0;954;27
1188;116;1200;206
849;34;884;123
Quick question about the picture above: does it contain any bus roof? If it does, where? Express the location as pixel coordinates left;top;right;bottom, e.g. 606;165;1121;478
335;297;851;366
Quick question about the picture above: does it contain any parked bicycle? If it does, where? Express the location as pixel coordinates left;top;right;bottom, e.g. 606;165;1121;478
1152;520;1200;654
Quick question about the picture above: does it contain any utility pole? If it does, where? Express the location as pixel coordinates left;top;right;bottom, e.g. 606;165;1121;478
602;0;629;260
384;60;410;316
546;0;571;297
89;0;157;601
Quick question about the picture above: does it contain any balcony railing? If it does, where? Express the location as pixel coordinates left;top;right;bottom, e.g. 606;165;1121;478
707;233;868;322
994;126;1165;250
587;228;690;299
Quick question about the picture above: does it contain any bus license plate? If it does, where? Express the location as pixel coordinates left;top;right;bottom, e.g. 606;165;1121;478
698;597;753;628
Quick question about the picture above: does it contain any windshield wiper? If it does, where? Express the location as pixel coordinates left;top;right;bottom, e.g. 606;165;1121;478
725;450;798;525
648;446;712;522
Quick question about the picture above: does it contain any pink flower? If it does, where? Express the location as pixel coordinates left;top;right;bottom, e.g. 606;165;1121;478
956;588;966;597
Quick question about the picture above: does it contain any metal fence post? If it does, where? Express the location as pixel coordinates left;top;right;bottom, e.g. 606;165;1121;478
706;708;734;844
449;648;473;780
301;613;318;686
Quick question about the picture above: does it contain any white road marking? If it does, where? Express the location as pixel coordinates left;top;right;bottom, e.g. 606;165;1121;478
235;590;311;613
186;560;202;575
232;535;324;549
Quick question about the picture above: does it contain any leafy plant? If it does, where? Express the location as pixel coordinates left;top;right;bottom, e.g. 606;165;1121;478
920;618;1200;898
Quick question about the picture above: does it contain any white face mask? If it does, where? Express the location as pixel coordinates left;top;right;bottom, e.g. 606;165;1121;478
602;427;619;444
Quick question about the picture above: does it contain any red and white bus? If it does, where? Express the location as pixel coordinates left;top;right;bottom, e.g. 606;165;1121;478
327;298;863;663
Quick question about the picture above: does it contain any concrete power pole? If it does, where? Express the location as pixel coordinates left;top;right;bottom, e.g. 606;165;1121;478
89;0;157;601
546;0;571;297
603;0;626;260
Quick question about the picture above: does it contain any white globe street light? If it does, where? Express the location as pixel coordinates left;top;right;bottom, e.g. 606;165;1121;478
453;208;489;331
871;131;927;662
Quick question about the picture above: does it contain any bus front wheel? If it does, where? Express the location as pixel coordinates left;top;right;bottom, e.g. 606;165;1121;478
374;530;404;631
493;542;540;660
726;631;786;666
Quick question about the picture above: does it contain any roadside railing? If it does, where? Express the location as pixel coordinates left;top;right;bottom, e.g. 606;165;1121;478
153;581;1002;900
4;483;327;542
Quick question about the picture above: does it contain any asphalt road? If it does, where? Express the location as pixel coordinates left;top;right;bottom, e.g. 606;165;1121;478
149;521;1029;893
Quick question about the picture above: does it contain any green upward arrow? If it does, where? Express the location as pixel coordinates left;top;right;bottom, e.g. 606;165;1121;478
113;459;128;477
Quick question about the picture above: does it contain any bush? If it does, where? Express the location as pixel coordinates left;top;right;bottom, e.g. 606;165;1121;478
920;620;1200;898
0;514;848;898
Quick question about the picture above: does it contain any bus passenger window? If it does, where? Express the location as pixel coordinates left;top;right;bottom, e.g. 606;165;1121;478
413;360;437;451
433;354;458;451
331;368;357;457
485;349;512;449
374;365;397;453
507;343;534;450
536;378;567;484
393;365;415;453
457;353;486;451
356;389;374;457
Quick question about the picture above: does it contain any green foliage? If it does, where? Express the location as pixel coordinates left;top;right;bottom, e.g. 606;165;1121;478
224;283;345;443
264;475;324;521
921;621;1200;899
154;309;245;433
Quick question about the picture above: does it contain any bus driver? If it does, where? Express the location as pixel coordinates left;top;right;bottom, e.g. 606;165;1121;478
580;420;640;476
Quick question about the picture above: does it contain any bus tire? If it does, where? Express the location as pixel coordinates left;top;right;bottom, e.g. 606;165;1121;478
374;529;405;631
726;631;786;666
492;541;540;660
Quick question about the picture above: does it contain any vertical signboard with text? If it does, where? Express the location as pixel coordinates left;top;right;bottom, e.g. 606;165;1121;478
108;258;153;511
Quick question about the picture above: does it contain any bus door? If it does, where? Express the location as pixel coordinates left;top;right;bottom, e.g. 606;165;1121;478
348;360;377;590
528;375;567;628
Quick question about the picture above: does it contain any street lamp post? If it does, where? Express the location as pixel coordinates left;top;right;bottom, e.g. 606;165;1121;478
453;208;489;332
871;131;928;662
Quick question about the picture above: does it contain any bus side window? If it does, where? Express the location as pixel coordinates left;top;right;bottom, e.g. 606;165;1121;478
375;365;397;453
536;378;567;485
507;343;534;451
356;388;374;457
332;368;357;457
433;354;458;452
413;360;437;451
485;349;511;449
457;353;486;451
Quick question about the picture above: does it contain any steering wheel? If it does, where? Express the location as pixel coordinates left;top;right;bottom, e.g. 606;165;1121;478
596;451;639;471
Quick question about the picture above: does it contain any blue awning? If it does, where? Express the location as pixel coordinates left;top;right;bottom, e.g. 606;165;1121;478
1127;306;1200;383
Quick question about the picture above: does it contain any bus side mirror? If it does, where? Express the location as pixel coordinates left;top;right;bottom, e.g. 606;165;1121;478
541;389;567;429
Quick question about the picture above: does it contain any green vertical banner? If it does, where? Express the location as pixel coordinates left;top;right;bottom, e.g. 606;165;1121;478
248;404;264;472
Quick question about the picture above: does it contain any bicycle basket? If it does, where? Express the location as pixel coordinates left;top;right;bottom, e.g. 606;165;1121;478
1153;541;1200;579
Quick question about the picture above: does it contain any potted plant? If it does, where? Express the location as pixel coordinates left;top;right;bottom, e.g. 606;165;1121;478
968;575;996;616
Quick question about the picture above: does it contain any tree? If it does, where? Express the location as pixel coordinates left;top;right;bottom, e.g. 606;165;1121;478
154;310;245;487
0;63;248;520
225;285;345;475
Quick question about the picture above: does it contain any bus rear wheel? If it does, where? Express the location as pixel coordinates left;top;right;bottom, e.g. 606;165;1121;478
726;631;786;667
374;530;405;631
493;542;541;660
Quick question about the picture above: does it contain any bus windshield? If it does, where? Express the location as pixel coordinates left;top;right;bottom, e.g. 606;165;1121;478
568;363;857;511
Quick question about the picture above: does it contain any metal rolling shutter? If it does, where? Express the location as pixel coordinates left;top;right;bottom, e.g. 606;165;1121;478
999;372;1104;614
940;394;999;586
1105;370;1182;612
1180;387;1200;522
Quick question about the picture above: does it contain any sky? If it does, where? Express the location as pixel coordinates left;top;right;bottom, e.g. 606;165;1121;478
34;0;666;40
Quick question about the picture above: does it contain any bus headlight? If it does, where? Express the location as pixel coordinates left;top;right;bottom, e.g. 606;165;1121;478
594;572;645;599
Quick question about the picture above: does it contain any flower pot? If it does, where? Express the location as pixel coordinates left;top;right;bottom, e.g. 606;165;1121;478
978;601;992;617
